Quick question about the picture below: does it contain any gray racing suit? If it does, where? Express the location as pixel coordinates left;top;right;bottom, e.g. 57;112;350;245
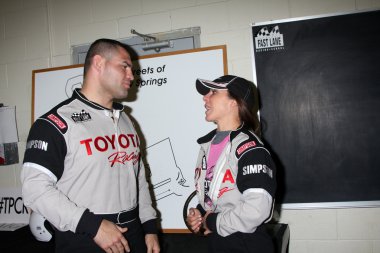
194;124;276;237
21;89;157;238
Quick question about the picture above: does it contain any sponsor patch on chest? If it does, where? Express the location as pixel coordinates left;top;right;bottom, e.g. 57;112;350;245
237;141;256;156
47;114;67;130
71;110;91;123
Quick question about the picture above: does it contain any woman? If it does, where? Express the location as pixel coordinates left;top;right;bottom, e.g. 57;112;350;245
186;75;277;253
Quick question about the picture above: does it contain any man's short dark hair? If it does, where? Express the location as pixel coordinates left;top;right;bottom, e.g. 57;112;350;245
83;38;127;77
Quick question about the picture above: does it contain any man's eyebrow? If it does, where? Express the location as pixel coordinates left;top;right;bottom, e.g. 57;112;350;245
122;61;132;67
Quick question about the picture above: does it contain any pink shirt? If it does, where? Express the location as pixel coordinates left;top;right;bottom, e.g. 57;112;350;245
204;134;230;207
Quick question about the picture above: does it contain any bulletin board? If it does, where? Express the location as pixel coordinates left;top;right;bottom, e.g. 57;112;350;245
32;46;227;231
251;9;380;208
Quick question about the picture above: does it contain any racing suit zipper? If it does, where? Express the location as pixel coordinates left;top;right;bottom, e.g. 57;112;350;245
112;109;121;152
209;143;231;209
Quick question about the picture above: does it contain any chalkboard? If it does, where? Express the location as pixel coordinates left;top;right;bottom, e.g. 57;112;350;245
32;46;227;230
251;10;380;208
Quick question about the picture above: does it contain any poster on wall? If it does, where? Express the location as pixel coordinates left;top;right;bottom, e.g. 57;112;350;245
33;46;227;231
0;187;29;231
0;106;19;166
251;9;380;208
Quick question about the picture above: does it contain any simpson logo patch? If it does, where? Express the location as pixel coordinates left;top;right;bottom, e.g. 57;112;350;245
242;164;274;178
47;114;66;129
237;141;256;155
26;139;48;151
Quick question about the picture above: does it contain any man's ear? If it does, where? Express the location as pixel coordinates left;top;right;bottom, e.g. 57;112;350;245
92;55;105;72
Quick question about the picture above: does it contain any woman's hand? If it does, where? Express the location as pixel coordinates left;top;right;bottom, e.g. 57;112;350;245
202;211;212;235
186;208;202;233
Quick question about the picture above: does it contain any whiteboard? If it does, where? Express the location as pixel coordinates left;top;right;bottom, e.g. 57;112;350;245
32;46;227;231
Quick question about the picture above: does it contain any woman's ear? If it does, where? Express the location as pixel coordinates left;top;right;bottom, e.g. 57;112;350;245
230;99;238;108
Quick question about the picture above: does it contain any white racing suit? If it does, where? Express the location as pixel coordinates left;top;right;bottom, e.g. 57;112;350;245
21;89;157;240
194;124;277;252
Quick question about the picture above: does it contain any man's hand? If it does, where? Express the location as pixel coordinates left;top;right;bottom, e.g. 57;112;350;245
145;234;160;253
94;219;130;253
186;208;202;233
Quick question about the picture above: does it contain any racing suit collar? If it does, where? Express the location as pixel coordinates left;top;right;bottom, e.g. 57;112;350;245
197;123;246;144
73;88;124;111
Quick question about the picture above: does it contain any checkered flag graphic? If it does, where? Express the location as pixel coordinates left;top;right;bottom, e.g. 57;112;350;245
270;25;280;35
257;27;270;37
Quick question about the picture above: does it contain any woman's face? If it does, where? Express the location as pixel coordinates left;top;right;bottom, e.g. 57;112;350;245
202;89;236;124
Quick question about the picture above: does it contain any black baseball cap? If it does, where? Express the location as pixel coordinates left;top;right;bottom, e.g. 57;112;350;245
196;75;255;109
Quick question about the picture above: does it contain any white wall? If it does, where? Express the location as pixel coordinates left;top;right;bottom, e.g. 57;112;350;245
0;0;379;252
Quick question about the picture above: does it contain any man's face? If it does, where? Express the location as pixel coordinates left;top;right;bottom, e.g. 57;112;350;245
100;47;134;100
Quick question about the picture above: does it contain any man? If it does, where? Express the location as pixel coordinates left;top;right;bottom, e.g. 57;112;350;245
21;38;160;253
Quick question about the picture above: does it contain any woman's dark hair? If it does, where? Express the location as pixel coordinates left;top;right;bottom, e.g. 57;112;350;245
229;92;261;136
83;38;127;78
